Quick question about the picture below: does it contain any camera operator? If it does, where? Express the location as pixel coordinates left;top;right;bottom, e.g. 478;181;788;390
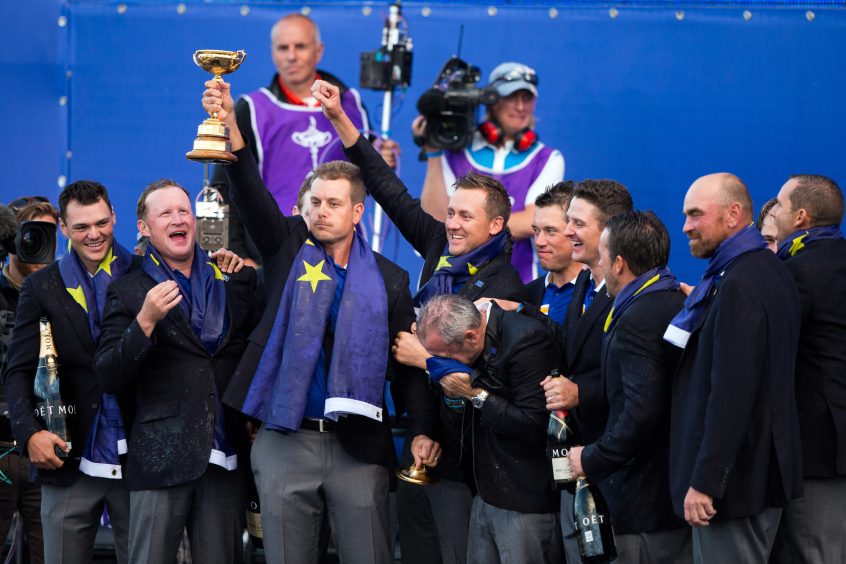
416;62;564;282
0;198;59;564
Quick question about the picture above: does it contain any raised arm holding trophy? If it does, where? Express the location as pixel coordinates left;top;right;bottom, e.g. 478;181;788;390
186;49;246;164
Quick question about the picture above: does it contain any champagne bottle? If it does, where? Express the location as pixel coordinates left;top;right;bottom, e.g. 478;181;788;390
32;318;72;457
246;470;263;548
546;369;577;489
573;478;617;563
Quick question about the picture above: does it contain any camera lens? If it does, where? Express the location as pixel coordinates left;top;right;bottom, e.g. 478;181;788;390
21;229;46;256
16;221;57;264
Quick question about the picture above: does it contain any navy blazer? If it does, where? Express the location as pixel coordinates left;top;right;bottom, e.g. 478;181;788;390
4;259;139;486
669;249;803;520
444;304;560;514
783;238;846;478
94;266;257;490
581;288;686;534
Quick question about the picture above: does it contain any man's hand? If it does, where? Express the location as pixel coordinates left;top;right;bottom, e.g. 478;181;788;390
379;139;400;169
202;79;244;150
137;281;182;337
311;80;345;122
684;487;717;527
210;248;245;274
568;445;586;478
679;282;695;297
541;374;579;410
26;430;67;470
440;373;482;400
311;80;360;149
411;435;441;469
412;115;439;154
202;79;236;125
393;326;430;370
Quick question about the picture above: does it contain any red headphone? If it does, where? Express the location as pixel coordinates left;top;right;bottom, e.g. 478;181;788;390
478;120;538;153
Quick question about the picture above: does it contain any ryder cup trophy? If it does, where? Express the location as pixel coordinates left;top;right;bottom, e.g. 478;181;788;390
186;49;246;164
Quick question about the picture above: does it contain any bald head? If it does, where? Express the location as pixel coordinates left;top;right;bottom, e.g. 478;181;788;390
270;14;321;44
683;173;753;258
694;173;753;221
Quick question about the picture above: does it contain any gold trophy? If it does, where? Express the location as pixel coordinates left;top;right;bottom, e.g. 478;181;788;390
186;49;246;164
395;463;439;485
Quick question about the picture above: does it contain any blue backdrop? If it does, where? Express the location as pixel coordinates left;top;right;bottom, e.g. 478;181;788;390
3;0;845;283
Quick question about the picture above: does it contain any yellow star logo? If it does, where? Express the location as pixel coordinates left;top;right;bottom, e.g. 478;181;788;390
95;246;117;277
436;255;453;271
467;262;478;276
297;259;332;293
789;232;808;257
66;285;88;312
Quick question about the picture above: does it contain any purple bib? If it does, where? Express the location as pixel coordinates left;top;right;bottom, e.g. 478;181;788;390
444;144;555;281
243;87;369;213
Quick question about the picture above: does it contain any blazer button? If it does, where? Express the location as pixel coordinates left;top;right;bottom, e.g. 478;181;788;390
208;393;214;399
91;403;99;410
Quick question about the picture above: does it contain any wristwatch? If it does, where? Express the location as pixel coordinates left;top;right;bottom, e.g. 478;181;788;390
471;390;489;409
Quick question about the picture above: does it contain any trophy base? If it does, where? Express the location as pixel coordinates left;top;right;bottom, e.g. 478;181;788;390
186;148;239;165
187;117;238;164
395;465;439;485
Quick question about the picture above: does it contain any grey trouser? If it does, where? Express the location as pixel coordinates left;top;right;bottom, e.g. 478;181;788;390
692;507;782;564
614;527;692;564
771;476;846;564
128;464;246;564
467;496;563;564
252;425;391;564
40;472;130;564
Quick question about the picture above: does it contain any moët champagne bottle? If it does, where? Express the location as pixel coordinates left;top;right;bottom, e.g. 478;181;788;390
32;318;72;457
573;478;617;563
546;369;577;489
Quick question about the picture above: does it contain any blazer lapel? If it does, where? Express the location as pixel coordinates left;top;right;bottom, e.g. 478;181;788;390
601;319;618;375
569;285;612;361
461;257;502;302
51;269;96;356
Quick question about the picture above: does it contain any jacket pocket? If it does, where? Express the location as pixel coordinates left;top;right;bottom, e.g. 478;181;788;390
137;399;179;423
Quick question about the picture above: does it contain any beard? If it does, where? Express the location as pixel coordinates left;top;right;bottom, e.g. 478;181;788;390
688;236;719;259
